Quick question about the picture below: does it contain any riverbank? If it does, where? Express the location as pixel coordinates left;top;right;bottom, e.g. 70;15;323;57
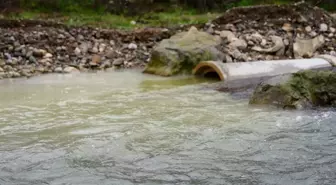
0;2;335;79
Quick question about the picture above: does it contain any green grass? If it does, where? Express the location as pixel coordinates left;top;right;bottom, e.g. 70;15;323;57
4;8;219;30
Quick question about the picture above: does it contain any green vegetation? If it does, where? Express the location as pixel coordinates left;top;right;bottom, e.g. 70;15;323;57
6;9;219;29
0;0;334;29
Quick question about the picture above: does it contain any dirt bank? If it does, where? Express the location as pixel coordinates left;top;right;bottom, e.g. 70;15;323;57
0;2;335;79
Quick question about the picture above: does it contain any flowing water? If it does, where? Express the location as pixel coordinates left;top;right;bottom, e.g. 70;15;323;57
0;70;336;185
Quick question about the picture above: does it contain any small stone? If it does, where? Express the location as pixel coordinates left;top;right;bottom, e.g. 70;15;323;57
320;23;328;32
330;27;336;33
0;60;5;66
26;50;33;58
77;34;84;40
100;60;112;69
251;33;263;43
206;27;214;34
248;41;254;46
328;33;334;38
4;53;11;60
74;47;81;56
106;50;116;59
99;43;106;53
9;71;20;78
33;49;47;57
0;67;3;72
162;28;169;32
0;72;5;79
229;39;247;50
58;34;66;39
92;47;98;53
29;56;37;63
283;39;290;46
309;31;318;37
224;24;236;32
220;30;236;42
130;20;136;25
282;23;293;32
113;58;124;66
90;55;101;66
265;55;274;60
305;26;312;32
44;53;53;58
330;51;336;56
36;66;45;73
3;65;13;72
128;43;138;50
261;39;267;46
54;67;63;73
64;66;80;74
225;55;233;63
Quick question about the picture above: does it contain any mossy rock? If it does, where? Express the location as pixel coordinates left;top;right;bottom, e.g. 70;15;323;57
143;26;224;76
249;70;336;109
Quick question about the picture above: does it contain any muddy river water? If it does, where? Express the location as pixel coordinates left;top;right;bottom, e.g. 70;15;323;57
0;70;335;185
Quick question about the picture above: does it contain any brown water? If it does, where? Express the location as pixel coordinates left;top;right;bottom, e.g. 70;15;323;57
0;71;335;185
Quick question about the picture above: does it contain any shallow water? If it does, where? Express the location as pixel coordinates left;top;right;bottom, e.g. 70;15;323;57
0;71;335;185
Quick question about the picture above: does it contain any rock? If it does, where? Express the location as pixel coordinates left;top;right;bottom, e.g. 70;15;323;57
100;60;112;69
99;43;106;53
54;67;63;73
63;66;80;73
77;34;84;40
293;35;325;58
128;43;138;50
251;33;263;43
229;39;247;50
44;53;53;58
331;13;336;20
309;31;318;37
260;39;267;47
144;26;224;76
79;43;89;54
74;47;81;56
0;60;5;66
319;23;328;32
247;41;254;46
305;26;312;32
252;36;285;56
4;53;11;60
29;56;37;63
33;49;47;57
0;67;3;72
282;23;293;32
224;24;236;32
206;27;214;34
331;51;336;56
91;47;98;53
0;72;5;79
225;55;233;63
220;31;236;42
330;27;335;33
36;66;45;73
8;71;21;78
106;50;116;59
249;70;336;109
26;50;33;58
113;58;124;66
90;55;101;66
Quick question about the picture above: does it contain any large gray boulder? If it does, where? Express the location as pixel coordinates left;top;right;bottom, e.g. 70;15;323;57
143;27;224;76
249;70;336;109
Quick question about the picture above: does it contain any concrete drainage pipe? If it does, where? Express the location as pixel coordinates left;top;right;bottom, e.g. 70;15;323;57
192;55;336;82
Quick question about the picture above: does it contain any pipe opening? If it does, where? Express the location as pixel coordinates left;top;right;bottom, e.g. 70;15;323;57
192;62;225;81
203;71;221;80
